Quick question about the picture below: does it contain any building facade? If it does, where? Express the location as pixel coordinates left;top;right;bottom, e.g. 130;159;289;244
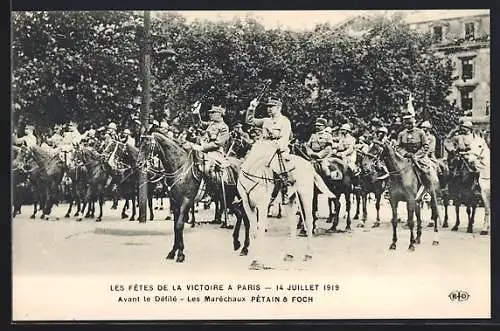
405;10;490;130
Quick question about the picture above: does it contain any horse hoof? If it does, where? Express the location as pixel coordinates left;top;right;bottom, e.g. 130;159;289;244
150;215;154;221
166;252;175;260
95;218;102;222
467;228;473;234
129;217;135;222
427;222;434;228
442;223;448;228
176;254;185;263
389;243;396;250
220;223;228;229
480;230;489;236
303;254;312;262
30;215;35;219
372;222;381;228
159;207;164;210
233;241;241;251
415;238;421;245
40;215;45;220
55;217;60;221
353;215;359;220
190;222;195;228
74;212;79;217
121;213;128;219
226;224;234;229
432;241;440;246
64;214;70;218
298;229;307;237
165;216;172;221
345;226;352;232
451;226;458;232
357;222;365;228
154;207;158;210
408;245;415;252
76;218;82;222
239;248;248;256
283;254;294;262
111;206;117;210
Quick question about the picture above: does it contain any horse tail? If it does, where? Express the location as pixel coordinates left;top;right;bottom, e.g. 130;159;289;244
314;173;335;199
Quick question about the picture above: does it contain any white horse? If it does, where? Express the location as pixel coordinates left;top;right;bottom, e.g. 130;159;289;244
237;152;334;270
468;138;490;235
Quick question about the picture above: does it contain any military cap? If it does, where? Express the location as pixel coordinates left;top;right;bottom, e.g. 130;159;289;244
264;98;283;107
209;105;226;114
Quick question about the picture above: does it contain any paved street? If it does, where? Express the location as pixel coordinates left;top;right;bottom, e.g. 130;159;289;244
12;197;490;277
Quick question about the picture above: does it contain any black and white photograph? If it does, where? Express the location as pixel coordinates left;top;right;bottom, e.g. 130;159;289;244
11;9;491;320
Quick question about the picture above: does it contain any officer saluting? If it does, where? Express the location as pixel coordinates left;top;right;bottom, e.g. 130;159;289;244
192;103;230;155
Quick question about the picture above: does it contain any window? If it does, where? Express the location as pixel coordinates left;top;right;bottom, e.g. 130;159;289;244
432;25;443;43
461;58;474;80
460;90;473;111
465;22;475;40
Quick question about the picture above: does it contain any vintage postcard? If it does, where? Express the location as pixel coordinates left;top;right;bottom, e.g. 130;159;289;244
11;9;491;321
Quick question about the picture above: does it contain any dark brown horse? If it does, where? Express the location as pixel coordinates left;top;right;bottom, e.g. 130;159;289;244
63;148;89;218
144;132;203;262
446;151;482;233
73;146;110;222
20;145;66;220
375;141;441;250
355;149;386;228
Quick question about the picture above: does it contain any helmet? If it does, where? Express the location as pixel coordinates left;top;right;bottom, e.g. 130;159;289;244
265;98;283;108
461;121;473;130
208;105;226;114
420;121;432;129
377;127;388;134
340;124;351;132
108;122;117;130
123;129;131;135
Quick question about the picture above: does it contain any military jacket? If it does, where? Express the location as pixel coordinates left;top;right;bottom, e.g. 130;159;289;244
396;128;429;156
202;120;230;148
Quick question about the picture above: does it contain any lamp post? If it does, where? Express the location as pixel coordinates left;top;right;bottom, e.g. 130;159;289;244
138;10;152;223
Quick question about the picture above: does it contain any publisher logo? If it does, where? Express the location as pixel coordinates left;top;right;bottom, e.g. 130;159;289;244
449;290;470;302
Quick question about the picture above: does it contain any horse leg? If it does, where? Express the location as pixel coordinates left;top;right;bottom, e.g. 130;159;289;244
480;183;490;235
451;202;460;231
407;198;416;251
326;197;334;223
328;196;341;232
353;191;360;220
373;191;382;228
121;198;129;219
96;192;104;222
442;193;449;228
345;190;352;231
175;199;191;263
415;200;422;245
128;195;136;222
31;196;37;219
148;191;154;221
65;186;74;218
232;207;243;251
466;205;474;233
389;198;398;250
166;205;180;260
190;204;196;228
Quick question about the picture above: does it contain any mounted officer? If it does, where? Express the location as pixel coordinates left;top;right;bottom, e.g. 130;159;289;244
333;123;360;189
420;121;437;160
306;117;333;177
17;124;38;148
228;122;253;158
243;97;294;203
394;103;438;201
191;103;230;177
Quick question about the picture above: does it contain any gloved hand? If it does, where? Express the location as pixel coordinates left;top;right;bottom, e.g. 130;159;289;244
249;98;259;110
191;101;202;114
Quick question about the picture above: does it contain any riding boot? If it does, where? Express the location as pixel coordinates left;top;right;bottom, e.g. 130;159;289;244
415;185;425;202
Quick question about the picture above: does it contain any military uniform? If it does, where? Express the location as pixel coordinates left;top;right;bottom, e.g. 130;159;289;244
307;118;333;176
333;124;358;174
200;118;230;154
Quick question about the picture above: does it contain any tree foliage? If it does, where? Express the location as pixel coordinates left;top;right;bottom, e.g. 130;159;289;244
12;11;458;139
